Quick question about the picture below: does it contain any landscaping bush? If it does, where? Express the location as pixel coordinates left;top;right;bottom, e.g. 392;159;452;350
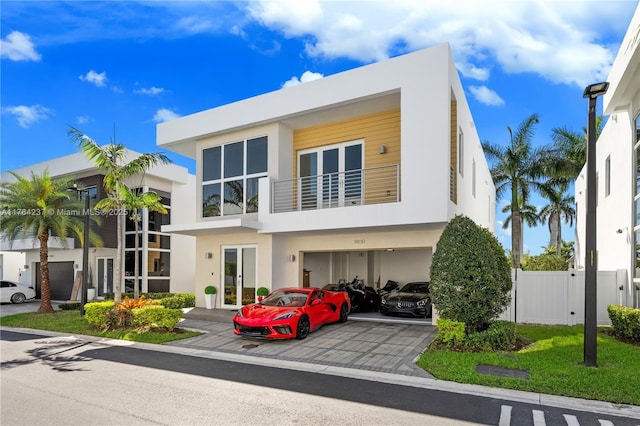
430;215;512;332
132;305;182;330
58;302;81;310
463;320;516;351
607;305;640;342
158;295;188;309
104;292;175;301
435;318;466;347
522;254;568;271
177;293;195;308
85;301;115;328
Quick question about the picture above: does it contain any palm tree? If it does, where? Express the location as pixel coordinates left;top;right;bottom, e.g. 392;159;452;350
482;113;562;268
538;182;576;256
69;127;170;302
500;194;540;256
122;186;167;299
0;170;102;313
551;116;604;180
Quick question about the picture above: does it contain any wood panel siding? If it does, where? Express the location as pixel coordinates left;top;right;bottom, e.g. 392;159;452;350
293;109;401;173
292;109;401;206
450;99;457;204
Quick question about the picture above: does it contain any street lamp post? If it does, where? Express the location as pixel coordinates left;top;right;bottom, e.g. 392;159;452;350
69;185;91;317
582;81;609;367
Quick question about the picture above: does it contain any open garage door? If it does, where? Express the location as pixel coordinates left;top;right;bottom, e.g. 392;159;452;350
35;261;75;301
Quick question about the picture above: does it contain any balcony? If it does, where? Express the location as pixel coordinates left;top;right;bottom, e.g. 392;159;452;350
271;164;399;213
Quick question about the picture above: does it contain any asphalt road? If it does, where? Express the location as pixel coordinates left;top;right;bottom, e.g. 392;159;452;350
1;330;638;426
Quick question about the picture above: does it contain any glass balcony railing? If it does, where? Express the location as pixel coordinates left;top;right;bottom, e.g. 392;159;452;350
271;164;399;213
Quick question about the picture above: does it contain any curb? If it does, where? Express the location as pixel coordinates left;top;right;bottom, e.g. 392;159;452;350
2;326;639;420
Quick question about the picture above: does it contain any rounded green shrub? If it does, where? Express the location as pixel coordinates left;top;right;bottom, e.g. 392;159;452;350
84;301;115;328
430;215;512;333
256;287;269;297
204;286;217;295
133;306;182;330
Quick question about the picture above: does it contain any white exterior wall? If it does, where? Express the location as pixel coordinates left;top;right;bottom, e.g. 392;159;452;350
158;44;496;308
0;251;26;281
575;3;640;308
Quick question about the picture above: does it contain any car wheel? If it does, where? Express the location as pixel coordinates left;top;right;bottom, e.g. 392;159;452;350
11;292;26;304
296;315;310;340
339;303;349;323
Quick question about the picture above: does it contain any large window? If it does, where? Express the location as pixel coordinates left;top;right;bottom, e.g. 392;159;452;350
202;136;267;217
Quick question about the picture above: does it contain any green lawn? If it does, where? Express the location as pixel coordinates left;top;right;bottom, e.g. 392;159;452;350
417;325;640;405
0;310;202;344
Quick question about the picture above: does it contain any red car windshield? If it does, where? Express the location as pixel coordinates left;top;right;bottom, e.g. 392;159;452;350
261;290;309;307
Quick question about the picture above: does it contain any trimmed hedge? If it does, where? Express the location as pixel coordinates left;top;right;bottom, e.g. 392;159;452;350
435;318;466;347
59;302;81;311
133;305;182;330
85;301;116;328
434;319;516;351
607;305;640;342
103;292;194;307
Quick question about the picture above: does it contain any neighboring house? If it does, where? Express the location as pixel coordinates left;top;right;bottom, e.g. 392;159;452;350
0;152;196;301
0;251;26;282
158;43;496;311
575;3;640;309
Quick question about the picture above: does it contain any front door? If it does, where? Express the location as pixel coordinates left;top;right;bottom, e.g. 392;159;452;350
96;257;114;298
222;246;257;309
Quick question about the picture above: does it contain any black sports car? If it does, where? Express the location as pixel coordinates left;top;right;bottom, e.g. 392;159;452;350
379;281;431;318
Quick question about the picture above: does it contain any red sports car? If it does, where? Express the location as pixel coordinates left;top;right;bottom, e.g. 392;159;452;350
233;287;351;339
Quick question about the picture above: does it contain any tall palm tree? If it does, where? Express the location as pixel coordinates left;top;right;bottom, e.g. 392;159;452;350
122;186;167;299
538;182;576;256
0;170;102;313
551;116;605;180
482;113;561;268
500;194;540;255
69;127;170;302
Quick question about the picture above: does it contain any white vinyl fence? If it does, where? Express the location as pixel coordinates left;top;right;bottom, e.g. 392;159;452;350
499;269;628;325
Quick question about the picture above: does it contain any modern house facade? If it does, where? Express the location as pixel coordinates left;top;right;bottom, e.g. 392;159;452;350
575;3;640;309
0;152;196;301
158;43;496;311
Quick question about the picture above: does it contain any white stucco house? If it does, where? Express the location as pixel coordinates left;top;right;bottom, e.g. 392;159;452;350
575;3;640;309
1;152;196;301
157;43;496;312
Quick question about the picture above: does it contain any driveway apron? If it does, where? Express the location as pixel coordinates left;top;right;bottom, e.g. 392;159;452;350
168;309;437;378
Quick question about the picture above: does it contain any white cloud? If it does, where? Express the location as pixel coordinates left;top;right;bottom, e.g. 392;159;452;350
76;115;89;125
153;108;180;123
469;85;505;106
135;86;165;96
4;105;53;128
79;70;107;87
244;0;632;87
0;31;41;61
282;71;324;88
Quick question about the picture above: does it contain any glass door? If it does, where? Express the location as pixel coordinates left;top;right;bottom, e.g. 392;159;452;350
96;257;114;298
222;246;257;308
298;140;363;209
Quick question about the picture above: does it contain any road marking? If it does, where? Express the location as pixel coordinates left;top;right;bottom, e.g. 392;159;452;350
598;421;614;426
532;409;546;426
563;414;580;426
499;405;512;426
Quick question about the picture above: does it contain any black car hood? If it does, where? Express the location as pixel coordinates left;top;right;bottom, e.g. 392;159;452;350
385;291;429;302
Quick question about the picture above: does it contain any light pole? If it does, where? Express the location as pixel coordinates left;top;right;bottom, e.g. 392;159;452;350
69;185;91;317
582;81;609;367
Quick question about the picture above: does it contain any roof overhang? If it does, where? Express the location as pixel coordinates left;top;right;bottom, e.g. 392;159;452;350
162;218;262;236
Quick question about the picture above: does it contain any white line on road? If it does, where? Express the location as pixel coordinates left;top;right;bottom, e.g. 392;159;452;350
499;405;512;426
563;414;580;426
533;409;546;426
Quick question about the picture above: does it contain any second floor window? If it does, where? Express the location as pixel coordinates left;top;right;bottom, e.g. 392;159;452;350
202;136;267;217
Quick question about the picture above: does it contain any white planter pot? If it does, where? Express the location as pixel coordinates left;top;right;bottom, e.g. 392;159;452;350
87;288;96;301
205;294;216;310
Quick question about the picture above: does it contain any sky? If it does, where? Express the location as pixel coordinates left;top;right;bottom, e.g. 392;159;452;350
1;0;638;255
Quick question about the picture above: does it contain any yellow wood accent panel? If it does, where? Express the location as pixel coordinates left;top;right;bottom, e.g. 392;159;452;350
293;109;401;174
450;100;457;204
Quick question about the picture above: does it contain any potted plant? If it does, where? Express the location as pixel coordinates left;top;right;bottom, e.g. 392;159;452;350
87;285;96;301
204;285;217;309
256;287;269;302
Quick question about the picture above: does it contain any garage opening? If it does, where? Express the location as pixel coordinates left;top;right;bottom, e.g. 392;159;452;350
302;248;432;323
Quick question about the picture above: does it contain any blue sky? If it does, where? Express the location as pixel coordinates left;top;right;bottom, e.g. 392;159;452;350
1;0;638;255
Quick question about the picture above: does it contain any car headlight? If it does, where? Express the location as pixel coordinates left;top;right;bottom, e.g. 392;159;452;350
274;312;297;320
417;299;428;307
380;298;387;305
